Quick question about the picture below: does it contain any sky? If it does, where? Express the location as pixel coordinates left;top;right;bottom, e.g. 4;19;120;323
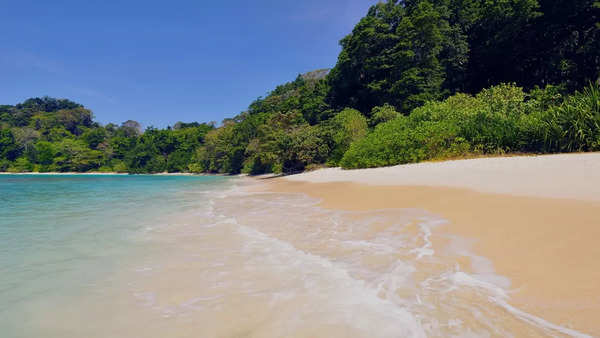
0;0;379;128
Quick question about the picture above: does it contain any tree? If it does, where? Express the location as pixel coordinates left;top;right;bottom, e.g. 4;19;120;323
9;157;33;172
16;97;81;112
0;129;19;161
327;0;463;113
34;141;55;166
523;0;600;89
173;121;200;130
369;104;400;127
120;120;142;137
53;139;103;172
285;125;330;172
56;107;94;135
327;108;368;164
144;128;177;165
12;127;39;154
81;128;107;149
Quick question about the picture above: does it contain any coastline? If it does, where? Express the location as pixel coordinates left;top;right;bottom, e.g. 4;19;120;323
266;153;600;335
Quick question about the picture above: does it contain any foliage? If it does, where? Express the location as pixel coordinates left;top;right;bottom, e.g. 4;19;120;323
328;0;599;113
537;84;600;152
327;108;368;165
369;104;400;127
8;157;33;172
341;83;600;169
0;98;214;173
0;129;19;161
328;0;455;113
1;1;599;174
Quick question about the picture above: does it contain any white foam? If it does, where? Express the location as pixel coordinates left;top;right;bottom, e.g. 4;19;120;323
410;220;434;259
491;297;591;338
448;271;510;300
342;240;396;253
448;270;591;337
235;223;427;337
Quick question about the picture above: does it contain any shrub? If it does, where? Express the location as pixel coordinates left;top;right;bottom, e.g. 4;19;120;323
188;163;204;174
34;141;55;165
97;166;114;173
283;125;330;172
111;160;128;173
0;159;11;171
340;83;564;169
8;157;33;172
341;116;414;168
537;83;600;152
327;108;368;164
369;104;400;127
340;116;472;168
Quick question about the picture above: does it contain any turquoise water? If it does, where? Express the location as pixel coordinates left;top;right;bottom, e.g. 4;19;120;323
0;174;229;338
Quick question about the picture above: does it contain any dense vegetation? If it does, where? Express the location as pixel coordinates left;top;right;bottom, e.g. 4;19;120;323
341;84;600;168
0;97;213;173
1;0;599;174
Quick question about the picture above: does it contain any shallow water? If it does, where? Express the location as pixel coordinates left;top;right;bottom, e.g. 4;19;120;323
0;175;589;337
0;174;230;337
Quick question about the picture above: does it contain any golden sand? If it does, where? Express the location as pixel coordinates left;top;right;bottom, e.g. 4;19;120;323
267;179;600;335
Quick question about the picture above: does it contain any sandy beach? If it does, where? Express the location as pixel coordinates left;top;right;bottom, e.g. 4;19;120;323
268;153;600;336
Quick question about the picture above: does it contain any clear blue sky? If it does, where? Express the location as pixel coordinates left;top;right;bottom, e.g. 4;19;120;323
0;0;378;128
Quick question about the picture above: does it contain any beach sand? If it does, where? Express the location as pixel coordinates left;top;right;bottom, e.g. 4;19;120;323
267;153;600;335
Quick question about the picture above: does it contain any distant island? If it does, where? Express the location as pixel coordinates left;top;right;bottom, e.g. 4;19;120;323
1;1;599;174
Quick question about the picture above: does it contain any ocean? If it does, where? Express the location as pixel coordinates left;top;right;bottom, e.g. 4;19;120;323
0;174;587;337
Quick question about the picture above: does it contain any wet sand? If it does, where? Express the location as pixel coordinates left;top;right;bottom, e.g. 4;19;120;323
268;153;600;336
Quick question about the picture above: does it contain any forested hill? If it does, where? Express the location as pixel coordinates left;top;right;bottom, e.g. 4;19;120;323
1;0;600;174
0;98;214;173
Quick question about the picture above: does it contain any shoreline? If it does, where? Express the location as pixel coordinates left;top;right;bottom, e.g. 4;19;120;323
267;153;600;335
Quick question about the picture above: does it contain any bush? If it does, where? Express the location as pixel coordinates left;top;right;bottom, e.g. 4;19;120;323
282;125;331;172
188;163;204;174
8;157;33;172
369;104;400;127
340;83;577;169
34;141;55;165
0;159;11;171
341;116;472;168
167;150;192;172
327;108;368;164
111;160;128;173
97;166;114;173
537;84;600;152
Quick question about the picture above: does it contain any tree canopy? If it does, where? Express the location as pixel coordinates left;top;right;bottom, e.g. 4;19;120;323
327;0;600;113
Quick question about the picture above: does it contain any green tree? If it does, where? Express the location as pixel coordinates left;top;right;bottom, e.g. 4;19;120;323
8;157;33;172
328;108;368;164
0;129;19;161
12;127;40;155
33;141;55;166
53;139;103;172
81;128;107;149
285;125;330;172
328;0;463;113
55;107;94;135
466;0;599;92
369;104;400;127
